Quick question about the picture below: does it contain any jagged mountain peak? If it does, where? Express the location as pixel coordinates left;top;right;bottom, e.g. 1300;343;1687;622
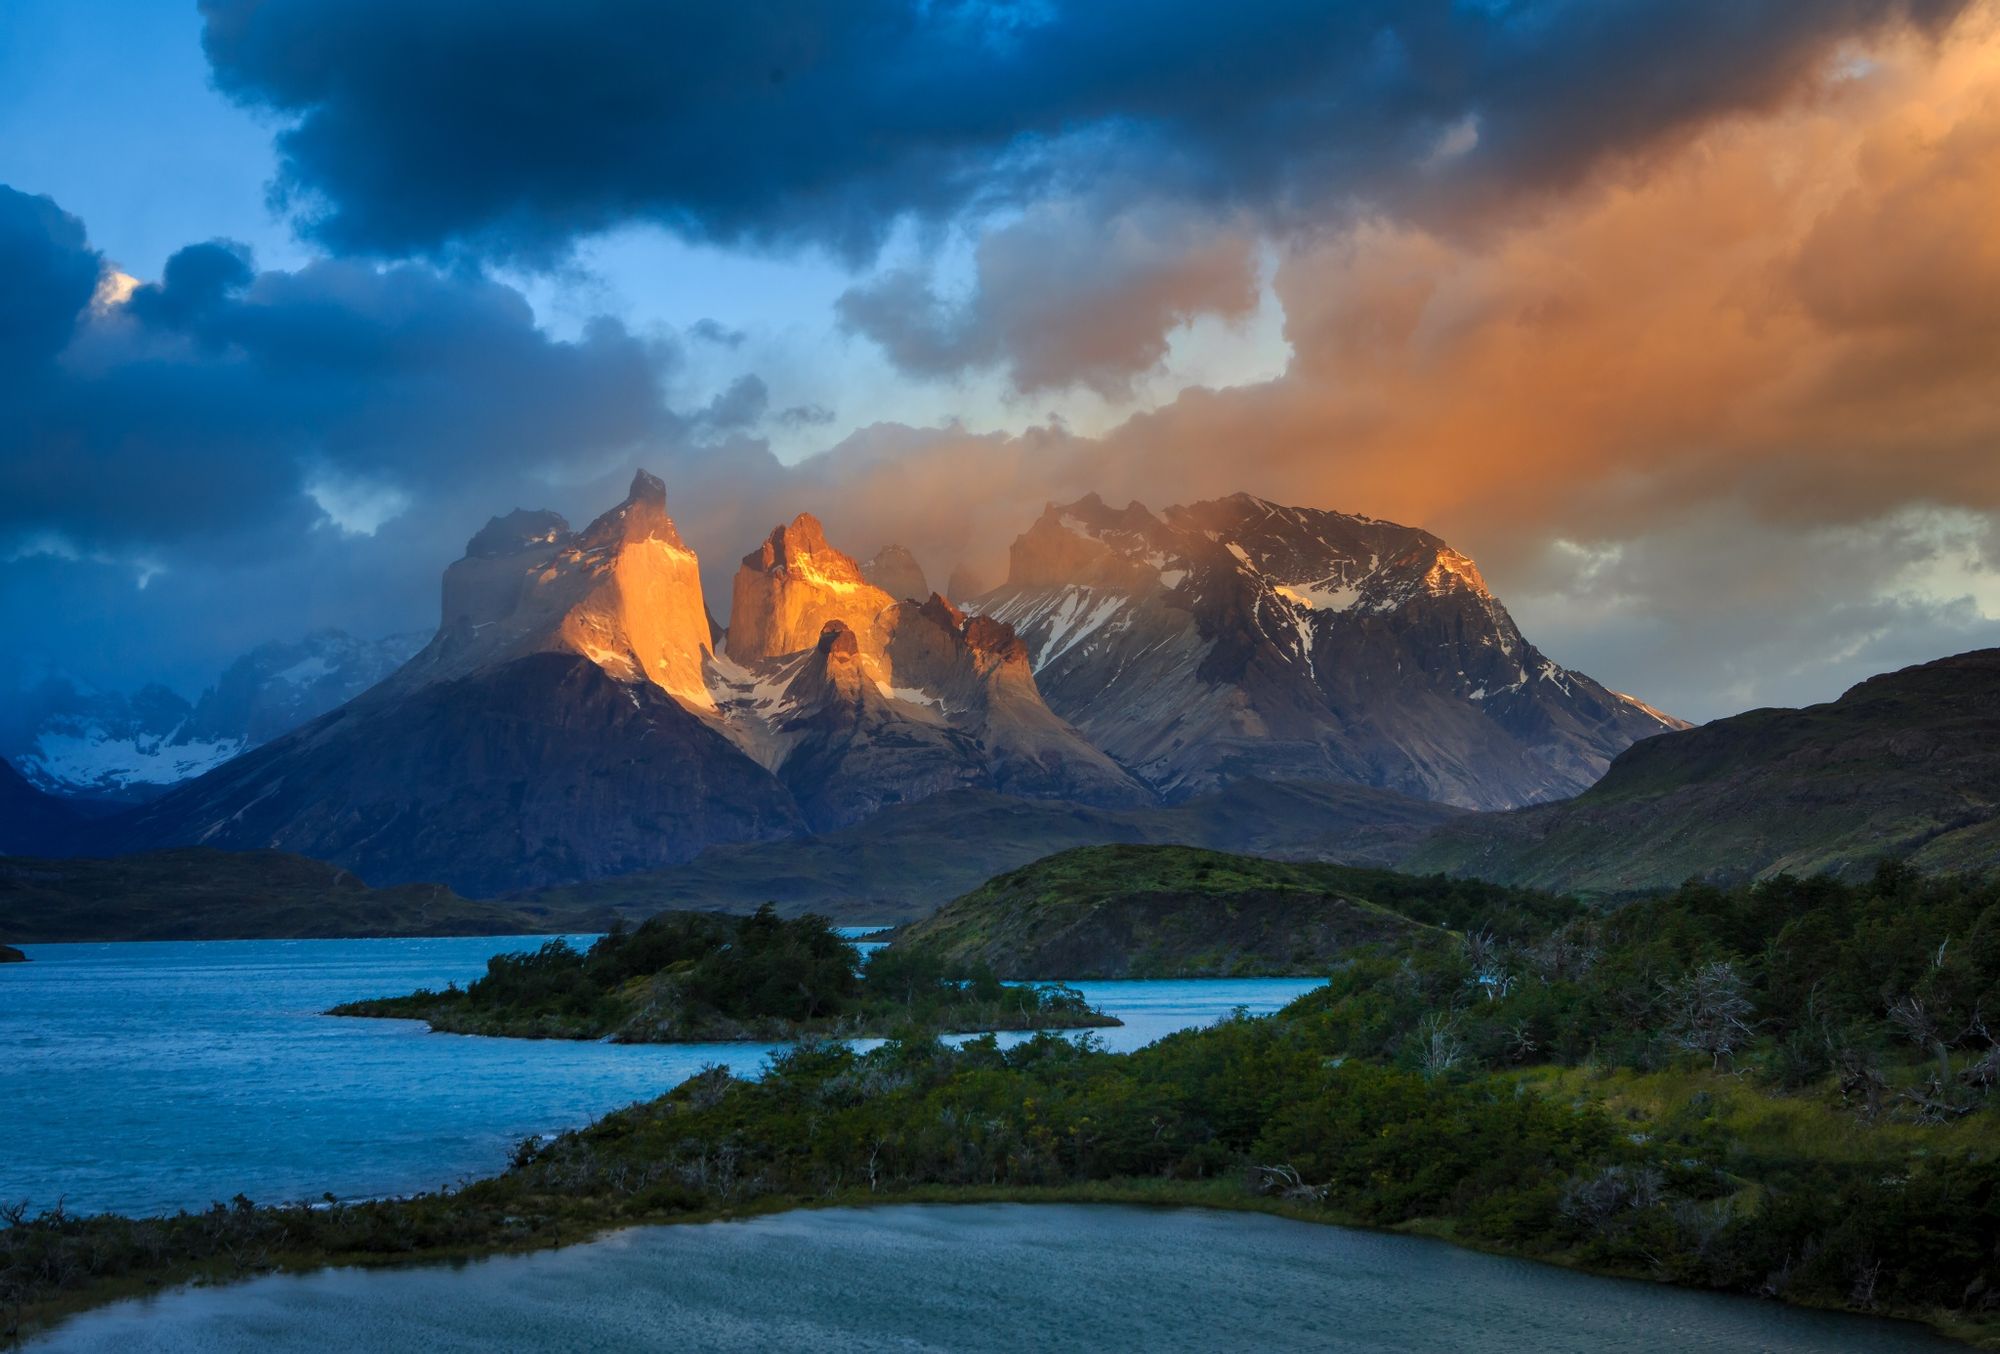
743;512;862;582
918;591;967;631
817;618;861;659
861;544;929;601
467;508;572;560
728;514;895;665
628;467;667;505
977;488;1682;809
578;467;688;552
402;469;714;704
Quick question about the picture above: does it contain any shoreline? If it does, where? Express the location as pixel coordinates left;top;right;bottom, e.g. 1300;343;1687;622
12;1184;1984;1349
326;1004;1120;1043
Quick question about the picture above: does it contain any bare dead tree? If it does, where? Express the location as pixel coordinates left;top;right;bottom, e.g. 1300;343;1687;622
1253;1164;1329;1204
1505;1018;1540;1062
1887;994;1940;1051
1662;960;1757;1069
1415;1011;1466;1079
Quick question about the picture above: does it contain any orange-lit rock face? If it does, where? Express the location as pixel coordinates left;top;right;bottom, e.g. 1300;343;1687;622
726;513;900;664
419;470;717;708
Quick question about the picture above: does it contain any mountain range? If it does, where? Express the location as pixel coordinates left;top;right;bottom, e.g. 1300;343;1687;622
88;473;1670;892
53;471;1686;895
0;630;425;804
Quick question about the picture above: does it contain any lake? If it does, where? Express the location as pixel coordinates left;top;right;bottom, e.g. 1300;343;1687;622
0;936;1321;1217
25;1204;1956;1352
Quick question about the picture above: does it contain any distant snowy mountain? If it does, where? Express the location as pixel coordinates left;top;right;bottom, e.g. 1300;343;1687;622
182;630;430;748
972;493;1684;809
2;631;425;803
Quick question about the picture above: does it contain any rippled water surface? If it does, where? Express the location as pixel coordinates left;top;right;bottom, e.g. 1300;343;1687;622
0;937;1320;1215
27;1204;1955;1353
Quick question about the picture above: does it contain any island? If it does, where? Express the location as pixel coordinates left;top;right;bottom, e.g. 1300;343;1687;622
331;905;1117;1041
893;843;1574;978
0;944;24;963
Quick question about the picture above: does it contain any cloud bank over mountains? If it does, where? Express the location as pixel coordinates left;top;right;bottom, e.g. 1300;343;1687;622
2;1;1997;718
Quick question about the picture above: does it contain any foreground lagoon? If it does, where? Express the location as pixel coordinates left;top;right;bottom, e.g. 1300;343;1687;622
26;1204;1956;1352
0;937;1320;1216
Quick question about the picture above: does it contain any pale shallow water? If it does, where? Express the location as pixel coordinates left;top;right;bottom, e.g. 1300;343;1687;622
0;937;1319;1216
26;1204;1956;1352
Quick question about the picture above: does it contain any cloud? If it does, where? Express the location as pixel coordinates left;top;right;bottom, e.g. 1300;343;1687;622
0;183;780;692
0;188;101;370
665;10;2000;714
198;0;1969;264
688;318;747;349
10;6;2000;719
838;201;1259;395
778;403;834;429
1506;504;2000;720
0;186;688;566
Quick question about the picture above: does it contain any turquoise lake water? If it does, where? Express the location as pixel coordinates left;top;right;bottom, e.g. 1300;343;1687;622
0;936;1321;1216
28;1204;1956;1352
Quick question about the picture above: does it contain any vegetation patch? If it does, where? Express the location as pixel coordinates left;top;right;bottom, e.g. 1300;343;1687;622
10;863;2000;1347
894;843;1573;978
331;906;1115;1042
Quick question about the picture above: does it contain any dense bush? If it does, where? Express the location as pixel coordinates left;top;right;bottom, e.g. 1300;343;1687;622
332;906;1103;1040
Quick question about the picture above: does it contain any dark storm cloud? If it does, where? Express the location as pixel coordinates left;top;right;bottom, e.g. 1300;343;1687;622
0;188;100;371
0;182;814;697
197;0;1970;264
0;185;683;567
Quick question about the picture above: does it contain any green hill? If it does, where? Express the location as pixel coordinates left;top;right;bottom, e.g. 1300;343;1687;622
893;844;1572;978
1406;649;2000;899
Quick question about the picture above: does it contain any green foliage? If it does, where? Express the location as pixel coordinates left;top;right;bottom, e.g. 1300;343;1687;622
898;843;1577;978
331;906;1109;1041
14;864;2000;1346
1285;863;2000;1112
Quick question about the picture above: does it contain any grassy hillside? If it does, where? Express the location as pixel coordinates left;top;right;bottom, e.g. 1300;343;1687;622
0;849;616;943
894;844;1573;978
525;781;1464;924
1406;649;2000;898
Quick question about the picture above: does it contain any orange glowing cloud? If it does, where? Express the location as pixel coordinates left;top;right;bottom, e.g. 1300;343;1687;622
711;4;2000;605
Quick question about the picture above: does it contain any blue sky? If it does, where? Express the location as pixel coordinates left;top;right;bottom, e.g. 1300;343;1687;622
2;0;1996;719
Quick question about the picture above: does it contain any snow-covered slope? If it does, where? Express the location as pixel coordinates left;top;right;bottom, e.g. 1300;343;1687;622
3;631;425;803
973;492;1685;809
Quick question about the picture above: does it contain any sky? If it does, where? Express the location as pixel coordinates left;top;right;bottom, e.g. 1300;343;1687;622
1;0;1997;722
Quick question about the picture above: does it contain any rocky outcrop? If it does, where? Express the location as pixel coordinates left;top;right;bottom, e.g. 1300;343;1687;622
973;492;1683;809
400;470;716;706
726;514;899;664
713;518;1153;825
861;544;930;602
